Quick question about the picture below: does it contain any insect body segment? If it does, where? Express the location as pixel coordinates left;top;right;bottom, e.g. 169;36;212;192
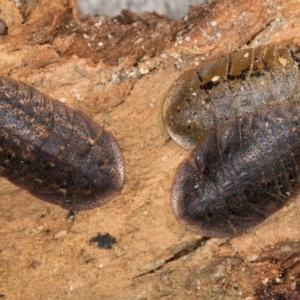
163;44;300;151
0;78;124;210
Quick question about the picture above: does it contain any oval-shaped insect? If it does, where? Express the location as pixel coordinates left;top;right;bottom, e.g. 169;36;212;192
172;105;300;237
0;78;124;210
163;43;300;150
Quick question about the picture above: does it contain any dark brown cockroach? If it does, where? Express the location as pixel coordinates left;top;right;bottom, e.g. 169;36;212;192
172;105;300;237
163;43;300;151
0;78;124;210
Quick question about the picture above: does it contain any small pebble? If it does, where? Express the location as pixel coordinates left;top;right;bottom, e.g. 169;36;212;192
54;230;68;239
247;254;259;262
280;245;292;253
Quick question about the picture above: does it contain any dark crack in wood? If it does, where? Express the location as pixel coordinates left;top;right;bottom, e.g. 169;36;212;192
133;237;210;279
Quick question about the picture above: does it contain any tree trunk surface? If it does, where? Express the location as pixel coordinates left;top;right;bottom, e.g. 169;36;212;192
1;0;300;299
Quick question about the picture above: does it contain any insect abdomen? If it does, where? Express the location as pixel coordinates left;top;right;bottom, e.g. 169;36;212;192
0;78;124;210
172;105;300;237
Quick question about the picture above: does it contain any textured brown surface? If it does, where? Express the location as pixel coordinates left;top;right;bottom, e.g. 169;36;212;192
1;0;300;299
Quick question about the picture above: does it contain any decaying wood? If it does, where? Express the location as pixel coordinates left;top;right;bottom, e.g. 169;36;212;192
1;0;300;299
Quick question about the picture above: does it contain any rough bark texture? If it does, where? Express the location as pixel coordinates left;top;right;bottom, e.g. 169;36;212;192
1;0;300;299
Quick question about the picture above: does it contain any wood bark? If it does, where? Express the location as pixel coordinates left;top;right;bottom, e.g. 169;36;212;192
1;0;300;299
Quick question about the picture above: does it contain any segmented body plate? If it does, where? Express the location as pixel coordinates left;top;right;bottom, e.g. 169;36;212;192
0;78;124;210
172;105;300;237
163;44;300;150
